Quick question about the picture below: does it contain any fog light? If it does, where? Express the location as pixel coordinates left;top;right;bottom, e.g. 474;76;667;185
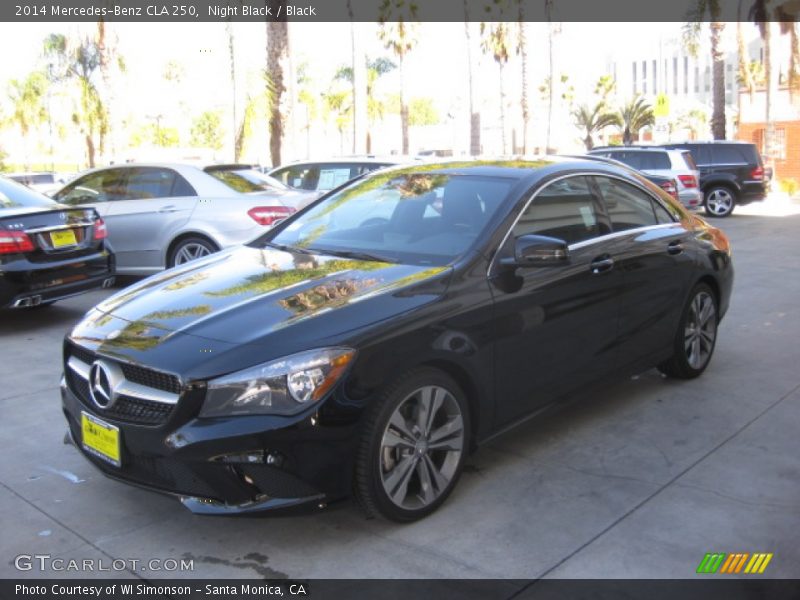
265;451;284;467
214;451;265;464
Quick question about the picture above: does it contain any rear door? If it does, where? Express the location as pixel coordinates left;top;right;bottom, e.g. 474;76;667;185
102;167;197;270
592;175;696;368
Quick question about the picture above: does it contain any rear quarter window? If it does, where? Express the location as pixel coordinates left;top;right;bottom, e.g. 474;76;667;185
680;151;697;170
711;145;749;164
640;152;671;170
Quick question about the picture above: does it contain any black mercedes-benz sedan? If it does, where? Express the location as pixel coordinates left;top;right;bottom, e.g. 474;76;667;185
61;158;733;522
1;177;115;309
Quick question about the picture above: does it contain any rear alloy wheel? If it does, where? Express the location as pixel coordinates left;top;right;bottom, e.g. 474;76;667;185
355;368;469;522
658;283;718;379
168;237;217;267
704;186;736;218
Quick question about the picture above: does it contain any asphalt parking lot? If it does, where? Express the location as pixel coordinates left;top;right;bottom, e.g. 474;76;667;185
2;197;799;581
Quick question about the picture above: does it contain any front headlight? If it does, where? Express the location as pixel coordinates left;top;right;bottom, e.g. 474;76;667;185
200;347;356;417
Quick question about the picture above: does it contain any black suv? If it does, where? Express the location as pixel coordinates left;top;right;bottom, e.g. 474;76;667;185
660;141;767;217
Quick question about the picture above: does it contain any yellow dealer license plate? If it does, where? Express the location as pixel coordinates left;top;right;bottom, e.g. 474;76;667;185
51;229;77;248
81;412;121;467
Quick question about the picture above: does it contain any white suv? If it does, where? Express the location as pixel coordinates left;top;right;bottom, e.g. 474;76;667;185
588;147;702;210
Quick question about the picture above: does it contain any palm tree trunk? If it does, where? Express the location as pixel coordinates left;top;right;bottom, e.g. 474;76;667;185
400;54;409;154
96;20;113;159
710;22;726;139
348;0;367;154
518;13;529;154
227;22;238;161
764;20;776;178
85;134;95;168
499;62;507;154
463;5;480;156
267;21;289;167
546;25;555;152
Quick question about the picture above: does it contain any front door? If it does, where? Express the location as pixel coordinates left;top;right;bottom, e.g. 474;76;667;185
490;175;623;427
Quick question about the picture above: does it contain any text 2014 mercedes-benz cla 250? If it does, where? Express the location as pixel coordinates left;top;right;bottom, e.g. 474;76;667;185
61;159;733;522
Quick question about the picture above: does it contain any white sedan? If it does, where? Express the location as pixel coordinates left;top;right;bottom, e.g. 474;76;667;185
52;163;317;275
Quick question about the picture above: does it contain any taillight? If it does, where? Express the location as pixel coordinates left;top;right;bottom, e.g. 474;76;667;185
0;229;35;254
659;180;678;200
677;174;698;188
93;217;108;240
248;206;296;226
750;166;764;180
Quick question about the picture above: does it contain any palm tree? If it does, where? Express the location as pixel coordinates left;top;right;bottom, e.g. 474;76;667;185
266;21;290;167
572;102;620;150
617;96;655;146
347;0;367;154
545;0;558;152
336;58;397;153
480;22;511;154
683;2;726;139
378;0;418;155
44;33;108;168
7;71;48;168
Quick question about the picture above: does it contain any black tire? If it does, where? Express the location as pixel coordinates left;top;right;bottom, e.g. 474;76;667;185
168;236;218;268
703;186;736;218
354;367;471;522
658;283;719;379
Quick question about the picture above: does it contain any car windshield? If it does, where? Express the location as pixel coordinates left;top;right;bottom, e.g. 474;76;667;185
206;168;289;193
0;177;58;210
263;170;515;266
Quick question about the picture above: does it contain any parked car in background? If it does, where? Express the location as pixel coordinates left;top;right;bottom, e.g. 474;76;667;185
659;141;767;217
51;163;317;275
1;176;114;309
267;157;402;193
588;147;702;210
6;171;69;196
203;164;291;193
566;154;680;202
61;158;732;521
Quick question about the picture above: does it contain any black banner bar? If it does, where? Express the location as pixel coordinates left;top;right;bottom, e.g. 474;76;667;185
3;579;800;600
2;0;797;23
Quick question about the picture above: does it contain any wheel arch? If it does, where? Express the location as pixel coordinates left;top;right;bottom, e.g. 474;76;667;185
165;231;220;266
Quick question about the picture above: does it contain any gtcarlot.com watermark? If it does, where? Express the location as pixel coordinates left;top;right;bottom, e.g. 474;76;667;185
14;554;194;573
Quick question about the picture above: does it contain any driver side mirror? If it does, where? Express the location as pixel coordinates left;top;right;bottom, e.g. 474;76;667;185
501;234;569;267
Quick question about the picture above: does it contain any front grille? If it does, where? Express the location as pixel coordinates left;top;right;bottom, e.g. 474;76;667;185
120;363;181;394
66;343;180;426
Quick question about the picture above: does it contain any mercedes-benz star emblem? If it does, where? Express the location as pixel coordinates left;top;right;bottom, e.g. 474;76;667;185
88;361;116;409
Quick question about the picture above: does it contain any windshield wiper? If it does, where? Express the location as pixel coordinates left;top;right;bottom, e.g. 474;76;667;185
310;248;398;264
263;241;316;255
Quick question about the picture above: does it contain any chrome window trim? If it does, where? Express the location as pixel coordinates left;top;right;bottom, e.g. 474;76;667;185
487;171;679;277
26;222;94;233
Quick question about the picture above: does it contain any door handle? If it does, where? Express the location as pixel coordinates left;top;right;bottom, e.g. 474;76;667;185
158;205;178;213
590;255;614;275
667;240;684;255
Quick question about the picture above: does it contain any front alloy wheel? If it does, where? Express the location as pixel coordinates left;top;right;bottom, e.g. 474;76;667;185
704;187;736;218
356;368;469;521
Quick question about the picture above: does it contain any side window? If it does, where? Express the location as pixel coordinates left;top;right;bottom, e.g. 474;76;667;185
621;152;642;170
123;168;177;199
594;176;663;231
653;201;675;224
171;173;197;196
514;176;609;245
316;165;356;191
283;166;320;190
711;145;746;164
644;152;671;170
693;145;711;165
53;169;127;205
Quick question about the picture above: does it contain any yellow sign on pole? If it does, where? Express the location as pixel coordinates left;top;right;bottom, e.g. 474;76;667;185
654;93;670;118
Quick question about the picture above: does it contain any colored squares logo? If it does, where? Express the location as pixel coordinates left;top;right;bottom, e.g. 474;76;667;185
697;553;773;574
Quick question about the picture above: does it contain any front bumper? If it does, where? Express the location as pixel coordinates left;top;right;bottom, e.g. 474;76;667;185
60;374;358;515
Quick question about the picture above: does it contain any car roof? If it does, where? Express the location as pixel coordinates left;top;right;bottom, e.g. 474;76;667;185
591;147;672;153
662;140;755;145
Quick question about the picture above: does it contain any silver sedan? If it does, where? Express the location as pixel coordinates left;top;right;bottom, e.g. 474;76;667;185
52;163;317;275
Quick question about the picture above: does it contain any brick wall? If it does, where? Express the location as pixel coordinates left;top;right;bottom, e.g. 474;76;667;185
737;120;800;182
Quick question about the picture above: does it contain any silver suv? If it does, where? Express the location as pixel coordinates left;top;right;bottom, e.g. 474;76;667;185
588;147;702;210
